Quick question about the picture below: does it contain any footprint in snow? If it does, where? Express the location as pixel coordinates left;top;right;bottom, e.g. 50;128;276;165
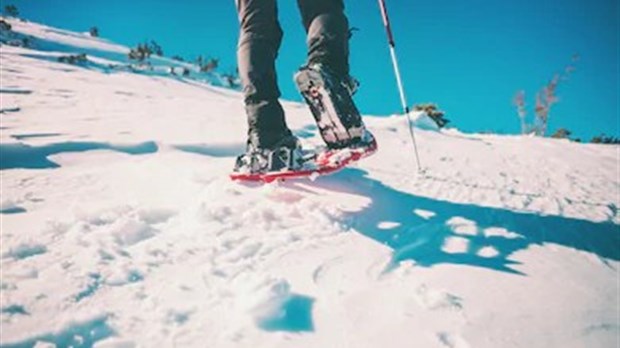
3;242;47;260
414;285;463;312
437;332;471;348
312;256;344;285
1;304;29;316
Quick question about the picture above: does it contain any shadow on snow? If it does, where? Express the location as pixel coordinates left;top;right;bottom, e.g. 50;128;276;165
308;168;619;275
0;141;158;170
257;294;315;333
1;315;114;348
174;143;245;158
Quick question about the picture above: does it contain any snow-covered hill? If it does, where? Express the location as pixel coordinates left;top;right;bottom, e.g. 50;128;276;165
1;18;618;348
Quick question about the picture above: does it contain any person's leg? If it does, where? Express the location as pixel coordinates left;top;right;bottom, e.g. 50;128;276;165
296;0;349;77
295;0;371;148
236;0;291;150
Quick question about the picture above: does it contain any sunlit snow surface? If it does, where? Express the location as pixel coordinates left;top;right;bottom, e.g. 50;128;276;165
1;18;619;348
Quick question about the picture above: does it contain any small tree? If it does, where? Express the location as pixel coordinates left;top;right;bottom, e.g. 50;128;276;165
128;41;163;62
149;40;163;56
196;55;219;73
591;134;620;145
58;53;88;65
203;58;218;72
0;19;12;31
21;36;31;47
171;55;184;62
89;26;99;37
222;69;241;89
550;128;571;139
4;5;18;17
413;103;450;128
128;43;152;62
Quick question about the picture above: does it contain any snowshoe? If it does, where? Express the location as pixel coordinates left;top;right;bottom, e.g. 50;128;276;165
230;130;377;183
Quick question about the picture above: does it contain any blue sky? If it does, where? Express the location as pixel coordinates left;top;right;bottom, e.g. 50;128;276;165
7;0;619;140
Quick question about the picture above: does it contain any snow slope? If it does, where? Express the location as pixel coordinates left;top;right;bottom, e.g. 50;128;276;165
1;18;619;348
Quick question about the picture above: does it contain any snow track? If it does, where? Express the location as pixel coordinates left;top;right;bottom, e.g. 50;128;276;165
1;18;618;348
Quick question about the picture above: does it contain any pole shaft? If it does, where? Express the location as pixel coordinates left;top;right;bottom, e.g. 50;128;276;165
388;46;422;170
378;0;396;47
377;0;422;171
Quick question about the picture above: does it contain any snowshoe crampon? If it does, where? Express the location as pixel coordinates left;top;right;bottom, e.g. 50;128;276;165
229;133;377;183
294;64;365;149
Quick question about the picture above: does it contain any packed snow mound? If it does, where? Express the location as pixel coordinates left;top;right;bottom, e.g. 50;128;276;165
1;18;619;348
411;111;441;131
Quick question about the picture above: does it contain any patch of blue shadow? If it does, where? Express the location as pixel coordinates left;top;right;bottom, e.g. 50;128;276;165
0;141;158;170
0;206;27;214
12;133;63;140
7;244;47;260
257;294;315;333
174;143;245;158
1;304;29;316
287;168;620;275
74;273;103;302
0;316;114;348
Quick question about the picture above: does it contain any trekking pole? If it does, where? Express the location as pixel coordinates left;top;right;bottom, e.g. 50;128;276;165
377;0;423;171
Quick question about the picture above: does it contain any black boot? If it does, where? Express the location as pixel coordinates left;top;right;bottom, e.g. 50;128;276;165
233;134;304;174
295;63;367;149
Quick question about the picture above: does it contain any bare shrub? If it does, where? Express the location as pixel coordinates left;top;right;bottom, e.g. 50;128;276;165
4;5;18;18
58;53;88;65
128;41;163;62
512;54;579;136
0;19;12;31
591;134;620;145
196;56;219;73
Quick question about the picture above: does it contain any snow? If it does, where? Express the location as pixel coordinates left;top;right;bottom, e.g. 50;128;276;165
1;18;619;348
414;208;437;219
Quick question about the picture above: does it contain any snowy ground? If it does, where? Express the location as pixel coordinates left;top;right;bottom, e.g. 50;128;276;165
1;18;619;348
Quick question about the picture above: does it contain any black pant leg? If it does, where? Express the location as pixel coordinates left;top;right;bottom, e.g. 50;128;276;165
296;0;350;77
236;0;290;149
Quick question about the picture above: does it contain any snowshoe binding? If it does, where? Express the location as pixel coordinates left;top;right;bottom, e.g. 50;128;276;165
230;135;308;181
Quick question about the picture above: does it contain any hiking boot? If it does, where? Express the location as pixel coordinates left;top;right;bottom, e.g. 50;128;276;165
350;128;377;151
342;74;360;96
315;128;377;167
233;135;304;174
295;64;366;149
305;63;360;96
